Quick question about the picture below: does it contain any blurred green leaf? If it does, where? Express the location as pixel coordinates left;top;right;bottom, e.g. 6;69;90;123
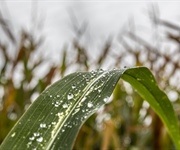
122;67;180;149
0;67;179;149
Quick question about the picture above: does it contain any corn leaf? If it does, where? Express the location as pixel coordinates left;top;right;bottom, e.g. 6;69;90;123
122;67;180;149
0;67;179;150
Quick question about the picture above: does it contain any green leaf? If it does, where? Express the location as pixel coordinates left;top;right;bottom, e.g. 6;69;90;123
121;67;180;149
0;67;179;150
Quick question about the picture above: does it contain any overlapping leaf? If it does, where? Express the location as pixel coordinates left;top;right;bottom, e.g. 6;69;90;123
122;67;180;149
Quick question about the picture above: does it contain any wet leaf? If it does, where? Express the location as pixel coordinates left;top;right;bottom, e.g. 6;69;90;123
121;67;180;149
0;67;179;150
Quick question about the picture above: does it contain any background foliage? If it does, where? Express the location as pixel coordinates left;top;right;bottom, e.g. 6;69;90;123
0;6;180;150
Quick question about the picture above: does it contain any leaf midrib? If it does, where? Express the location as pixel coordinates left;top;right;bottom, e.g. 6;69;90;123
46;71;110;149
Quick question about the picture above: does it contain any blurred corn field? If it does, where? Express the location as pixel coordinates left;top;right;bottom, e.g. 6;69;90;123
0;7;180;150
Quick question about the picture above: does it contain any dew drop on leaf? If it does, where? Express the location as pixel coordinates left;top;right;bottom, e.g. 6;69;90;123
40;123;46;128
29;136;35;141
57;112;63;117
36;137;43;142
62;103;68;108
87;102;93;108
103;97;109;103
54;101;60;107
81;97;86;102
11;132;16;137
72;84;76;89
51;122;56;125
98;89;102;93
27;141;32;148
33;132;40;137
54;104;58;107
67;93;74;100
72;108;80;115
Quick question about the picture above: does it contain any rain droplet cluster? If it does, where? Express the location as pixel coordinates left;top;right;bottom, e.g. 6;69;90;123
16;69;122;149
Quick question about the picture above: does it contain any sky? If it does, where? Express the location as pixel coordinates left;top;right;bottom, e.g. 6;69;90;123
0;1;180;63
0;1;180;101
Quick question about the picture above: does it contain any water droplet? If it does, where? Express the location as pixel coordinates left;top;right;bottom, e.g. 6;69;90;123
62;129;65;132
11;132;16;137
29;136;35;141
56;112;62;117
36;137;43;142
98;89;102;93
72;84;76;89
102;74;106;77
27;141;32;148
67;93;74;100
50;95;52;98
54;104;58;107
40;123;46;128
87;102;93;108
57;95;60;97
62;103;68;108
72;108;80;115
33;132;40;137
103;97;109;103
52;122;56;125
97;69;104;73
54;101;60;107
81;97;86;102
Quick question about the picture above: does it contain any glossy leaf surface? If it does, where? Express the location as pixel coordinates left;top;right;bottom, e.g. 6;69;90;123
0;67;179;149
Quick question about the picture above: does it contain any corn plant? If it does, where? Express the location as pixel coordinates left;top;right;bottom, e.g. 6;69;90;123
1;5;180;149
0;67;179;150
